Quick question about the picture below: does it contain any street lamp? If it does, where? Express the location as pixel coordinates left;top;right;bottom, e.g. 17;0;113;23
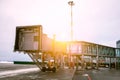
68;1;74;41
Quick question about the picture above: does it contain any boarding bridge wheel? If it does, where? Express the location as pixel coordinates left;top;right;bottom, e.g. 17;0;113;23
41;66;56;72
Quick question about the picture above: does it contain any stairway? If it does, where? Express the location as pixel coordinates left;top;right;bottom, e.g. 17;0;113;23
27;53;43;70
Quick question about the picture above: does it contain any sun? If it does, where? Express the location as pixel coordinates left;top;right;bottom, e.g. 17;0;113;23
47;33;69;42
56;34;69;41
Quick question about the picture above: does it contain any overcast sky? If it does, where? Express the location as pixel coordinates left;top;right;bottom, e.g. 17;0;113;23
0;0;120;61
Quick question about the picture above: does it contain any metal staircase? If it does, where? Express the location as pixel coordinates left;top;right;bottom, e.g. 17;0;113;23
27;53;43;70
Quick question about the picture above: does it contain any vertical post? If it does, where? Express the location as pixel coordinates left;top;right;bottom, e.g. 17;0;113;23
96;45;99;70
115;57;117;69
109;57;111;69
76;56;79;70
70;3;73;41
42;52;45;67
53;34;56;65
90;56;93;69
81;44;84;70
61;54;64;68
81;54;84;70
68;1;74;41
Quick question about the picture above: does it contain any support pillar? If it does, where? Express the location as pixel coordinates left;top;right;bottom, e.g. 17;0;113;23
96;55;99;70
90;56;93;69
81;54;84;70
109;57;111;69
115;57;117;69
96;45;99;70
76;56;79;70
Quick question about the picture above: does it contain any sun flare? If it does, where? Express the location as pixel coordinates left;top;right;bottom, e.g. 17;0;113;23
55;34;69;41
47;33;69;42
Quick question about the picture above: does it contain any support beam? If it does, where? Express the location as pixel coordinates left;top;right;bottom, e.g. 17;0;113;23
96;45;99;70
109;57;111;69
76;56;79;70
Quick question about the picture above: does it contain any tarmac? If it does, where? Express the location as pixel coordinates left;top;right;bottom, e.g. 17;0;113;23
1;62;120;80
73;68;120;80
0;62;76;80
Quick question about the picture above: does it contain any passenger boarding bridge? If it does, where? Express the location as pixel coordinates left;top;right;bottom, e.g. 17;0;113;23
67;41;120;70
14;25;120;71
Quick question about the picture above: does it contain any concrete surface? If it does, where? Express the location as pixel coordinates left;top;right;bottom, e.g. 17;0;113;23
0;63;76;80
73;68;120;80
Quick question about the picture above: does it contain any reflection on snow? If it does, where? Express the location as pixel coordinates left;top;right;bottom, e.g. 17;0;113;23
0;61;13;64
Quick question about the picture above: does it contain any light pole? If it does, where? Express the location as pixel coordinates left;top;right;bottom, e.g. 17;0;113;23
68;1;74;41
68;1;75;69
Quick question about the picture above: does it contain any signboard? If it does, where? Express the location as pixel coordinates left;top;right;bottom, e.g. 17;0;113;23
14;25;42;52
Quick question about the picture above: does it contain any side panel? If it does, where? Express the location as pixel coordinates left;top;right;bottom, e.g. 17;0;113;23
42;34;52;52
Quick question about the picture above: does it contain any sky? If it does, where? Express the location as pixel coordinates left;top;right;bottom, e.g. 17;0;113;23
0;0;120;61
